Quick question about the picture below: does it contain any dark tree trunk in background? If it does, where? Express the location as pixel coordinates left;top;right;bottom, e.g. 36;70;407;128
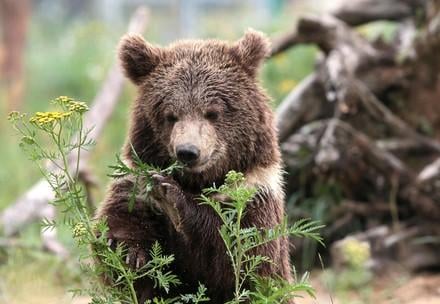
271;0;440;271
0;0;30;111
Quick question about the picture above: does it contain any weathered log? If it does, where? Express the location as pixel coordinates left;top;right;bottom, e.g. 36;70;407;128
376;138;439;155
271;0;428;57
282;119;412;178
331;0;428;26
274;14;404;142
418;157;440;183
0;7;150;256
283;119;440;221
275;73;325;142
331;222;440;272
277;0;440;271
353;79;440;153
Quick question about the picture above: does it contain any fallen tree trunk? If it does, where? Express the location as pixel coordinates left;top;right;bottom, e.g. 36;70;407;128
274;0;440;271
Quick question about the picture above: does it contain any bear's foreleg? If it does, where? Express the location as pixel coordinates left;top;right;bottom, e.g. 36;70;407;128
96;176;169;300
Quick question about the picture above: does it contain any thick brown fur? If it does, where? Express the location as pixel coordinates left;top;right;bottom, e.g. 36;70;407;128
96;30;293;303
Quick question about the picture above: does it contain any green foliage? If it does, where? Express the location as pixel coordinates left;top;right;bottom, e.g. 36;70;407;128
10;96;322;303
8;97;200;304
262;46;317;107
109;148;182;212
287;179;341;270
250;273;314;304
200;171;323;303
321;267;373;302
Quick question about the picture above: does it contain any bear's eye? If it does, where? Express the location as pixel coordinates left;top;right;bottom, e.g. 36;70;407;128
205;110;219;121
166;114;178;123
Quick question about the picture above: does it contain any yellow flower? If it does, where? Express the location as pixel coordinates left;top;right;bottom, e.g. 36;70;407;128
73;222;88;238
53;95;74;105
68;101;89;113
7;111;26;122
341;238;371;269
29;111;72;126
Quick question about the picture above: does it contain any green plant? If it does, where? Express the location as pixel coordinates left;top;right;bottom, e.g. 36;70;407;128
8;97;195;304
200;171;323;303
9;96;323;303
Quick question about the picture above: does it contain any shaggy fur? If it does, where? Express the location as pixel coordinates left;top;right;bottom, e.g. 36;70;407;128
96;30;292;303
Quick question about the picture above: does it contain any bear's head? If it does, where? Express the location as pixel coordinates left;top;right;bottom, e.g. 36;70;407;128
119;30;280;188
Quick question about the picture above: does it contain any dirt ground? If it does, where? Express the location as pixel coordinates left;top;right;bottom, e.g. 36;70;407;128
297;272;440;304
71;272;440;304
2;268;439;304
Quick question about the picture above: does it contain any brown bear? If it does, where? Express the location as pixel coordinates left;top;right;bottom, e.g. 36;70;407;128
96;30;292;303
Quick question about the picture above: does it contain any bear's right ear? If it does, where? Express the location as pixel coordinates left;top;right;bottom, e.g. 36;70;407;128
118;34;163;85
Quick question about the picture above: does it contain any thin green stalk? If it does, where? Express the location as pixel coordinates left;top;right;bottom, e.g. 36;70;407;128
75;118;83;181
234;205;244;302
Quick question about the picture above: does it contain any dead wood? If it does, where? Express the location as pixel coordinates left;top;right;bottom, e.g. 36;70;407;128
353;80;440;153
331;0;428;26
283;118;440;221
271;0;440;272
376;138;438;155
417;157;440;183
274;14;406;141
271;0;427;57
275;73;326;142
331;222;440;272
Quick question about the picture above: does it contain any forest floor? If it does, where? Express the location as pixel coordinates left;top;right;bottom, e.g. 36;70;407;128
1;268;439;304
297;271;440;304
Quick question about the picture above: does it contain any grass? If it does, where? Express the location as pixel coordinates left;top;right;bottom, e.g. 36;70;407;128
0;248;83;304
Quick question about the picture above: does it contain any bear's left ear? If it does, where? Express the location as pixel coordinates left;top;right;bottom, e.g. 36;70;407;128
232;29;271;76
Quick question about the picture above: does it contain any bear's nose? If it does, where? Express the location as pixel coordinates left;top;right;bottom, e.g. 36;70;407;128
176;144;200;165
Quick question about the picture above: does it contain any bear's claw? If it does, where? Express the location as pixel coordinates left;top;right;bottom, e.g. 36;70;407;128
126;245;148;270
105;237;148;270
150;174;183;232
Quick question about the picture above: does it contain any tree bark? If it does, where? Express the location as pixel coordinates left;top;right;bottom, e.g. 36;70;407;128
0;0;30;111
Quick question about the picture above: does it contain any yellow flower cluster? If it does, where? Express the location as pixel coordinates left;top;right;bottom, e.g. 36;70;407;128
7;111;26;122
28;96;89;126
54;95;74;105
54;96;89;113
225;170;245;186
341;238;371;269
73;222;88;239
68;101;89;113
29;111;72;126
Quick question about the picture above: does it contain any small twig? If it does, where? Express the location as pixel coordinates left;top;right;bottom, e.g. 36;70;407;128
417;157;440;183
331;0;426;26
376;138;439;154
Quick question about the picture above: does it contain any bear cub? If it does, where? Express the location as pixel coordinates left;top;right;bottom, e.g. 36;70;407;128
97;30;292;303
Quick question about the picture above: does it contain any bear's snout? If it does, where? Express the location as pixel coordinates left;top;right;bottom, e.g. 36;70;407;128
176;144;200;166
170;119;217;170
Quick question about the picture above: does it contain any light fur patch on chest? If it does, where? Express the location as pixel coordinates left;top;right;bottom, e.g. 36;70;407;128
245;163;284;202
